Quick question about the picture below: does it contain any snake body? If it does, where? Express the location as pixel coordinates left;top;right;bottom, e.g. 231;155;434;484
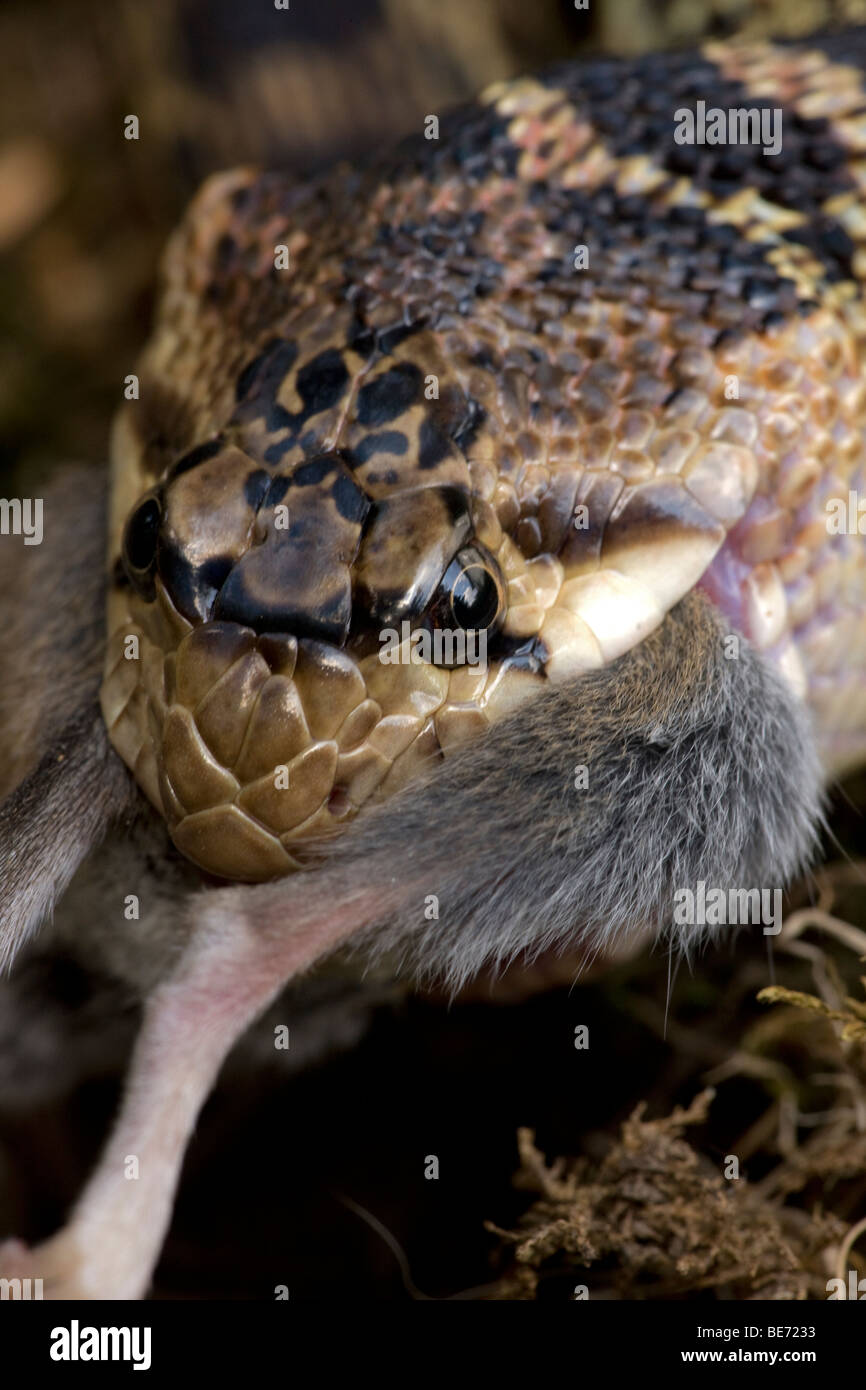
101;31;866;882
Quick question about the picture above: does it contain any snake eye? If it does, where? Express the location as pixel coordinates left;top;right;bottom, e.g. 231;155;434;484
122;493;162;598
426;543;505;644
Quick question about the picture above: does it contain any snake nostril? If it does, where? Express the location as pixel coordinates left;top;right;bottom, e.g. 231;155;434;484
122;493;163;597
125;497;161;569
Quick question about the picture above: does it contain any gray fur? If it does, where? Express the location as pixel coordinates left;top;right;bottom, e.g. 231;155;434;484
0;465;138;970
302;590;826;987
0;466;109;797
0;707;134;972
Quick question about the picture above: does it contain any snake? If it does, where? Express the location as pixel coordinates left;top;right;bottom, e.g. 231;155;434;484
99;29;866;884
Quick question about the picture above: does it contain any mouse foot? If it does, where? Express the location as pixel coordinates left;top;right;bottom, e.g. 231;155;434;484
0;1231;94;1300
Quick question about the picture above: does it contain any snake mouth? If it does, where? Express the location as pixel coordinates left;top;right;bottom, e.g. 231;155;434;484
697;528;810;704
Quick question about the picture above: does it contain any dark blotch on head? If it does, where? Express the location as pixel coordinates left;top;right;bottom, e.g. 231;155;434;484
295;348;350;416
293;454;339;488
349;430;409;466
356;362;423;426
292;452;370;526
376;320;423;354
263;474;291;507
235;338;298;404
348;322;376;358
168;436;224;481
365;469;401;487
418;414;453;470
263;438;294;466
331;470;370;524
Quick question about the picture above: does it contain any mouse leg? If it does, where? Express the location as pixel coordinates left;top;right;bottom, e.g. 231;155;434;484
0;872;402;1299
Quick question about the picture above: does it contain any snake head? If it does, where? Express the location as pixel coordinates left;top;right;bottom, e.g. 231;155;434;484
100;129;858;896
104;345;525;881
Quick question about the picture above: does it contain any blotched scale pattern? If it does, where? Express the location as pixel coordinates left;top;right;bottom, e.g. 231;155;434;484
101;33;866;880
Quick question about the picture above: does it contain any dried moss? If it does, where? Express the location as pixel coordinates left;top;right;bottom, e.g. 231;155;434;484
490;871;866;1300
489;1092;844;1299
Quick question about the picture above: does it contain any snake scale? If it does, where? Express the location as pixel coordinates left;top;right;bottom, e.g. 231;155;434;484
101;29;866;885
